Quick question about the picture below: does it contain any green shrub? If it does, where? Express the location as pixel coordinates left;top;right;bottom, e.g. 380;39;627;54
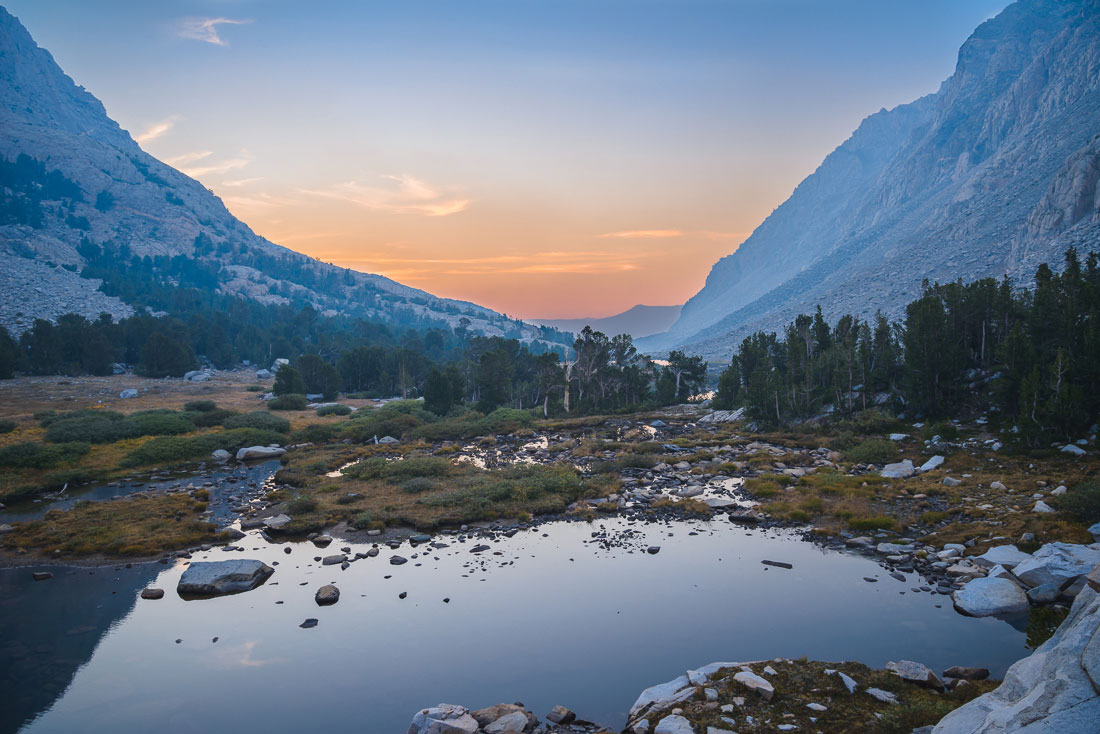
223;411;290;433
350;512;375;529
245;384;265;392
120;428;284;467
1057;480;1100;524
268;394;308;411
192;408;237;428
127;410;195;437
184;400;217;412
0;419;15;434
0;441;90;469
400;477;439;494
287;496;318;514
316;404;353;417
343;456;453;482
291;423;338;444
922;421;960;441
843;439;898;464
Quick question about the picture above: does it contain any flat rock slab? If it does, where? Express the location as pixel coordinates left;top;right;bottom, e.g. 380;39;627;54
177;559;274;596
951;577;1029;617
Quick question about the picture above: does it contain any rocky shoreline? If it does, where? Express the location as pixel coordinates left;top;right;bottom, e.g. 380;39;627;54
408;581;1100;734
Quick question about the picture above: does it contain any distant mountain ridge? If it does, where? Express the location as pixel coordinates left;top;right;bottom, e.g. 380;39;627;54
528;304;682;340
640;0;1100;357
0;6;564;346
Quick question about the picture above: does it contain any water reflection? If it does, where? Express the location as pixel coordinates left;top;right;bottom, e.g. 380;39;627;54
5;518;1028;733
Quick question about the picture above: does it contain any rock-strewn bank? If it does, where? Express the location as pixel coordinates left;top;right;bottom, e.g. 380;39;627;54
409;566;1100;734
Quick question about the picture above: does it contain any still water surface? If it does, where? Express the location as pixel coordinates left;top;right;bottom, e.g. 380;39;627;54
2;518;1027;733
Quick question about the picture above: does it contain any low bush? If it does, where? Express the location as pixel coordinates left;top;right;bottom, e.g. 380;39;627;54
42;409;194;444
192;408;237;428
245;384;265;392
223;411;290;433
291;423;338;444
120;428;284;467
183;400;217;412
287;496;318;514
843;439;898;464
0;441;90;469
268;394;308;411
343;455;453;482
400;477;439;494
316;404;353;417
0;419;15;434
1057;480;1100;524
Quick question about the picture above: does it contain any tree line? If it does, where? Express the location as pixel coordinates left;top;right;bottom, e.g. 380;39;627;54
714;249;1100;444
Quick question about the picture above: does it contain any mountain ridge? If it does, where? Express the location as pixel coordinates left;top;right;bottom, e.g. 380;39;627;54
0;6;565;346
526;304;682;340
640;0;1100;358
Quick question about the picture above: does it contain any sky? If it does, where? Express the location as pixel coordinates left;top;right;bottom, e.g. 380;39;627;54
6;0;1011;319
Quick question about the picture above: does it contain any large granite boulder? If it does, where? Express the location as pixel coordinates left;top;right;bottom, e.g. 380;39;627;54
235;445;286;461
952;577;1029;617
177;559;273;596
1012;542;1100;589
932;586;1100;733
971;544;1032;570
881;460;915;479
408;704;479;734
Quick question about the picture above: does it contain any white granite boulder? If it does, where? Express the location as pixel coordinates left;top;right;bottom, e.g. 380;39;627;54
951;577;1029;617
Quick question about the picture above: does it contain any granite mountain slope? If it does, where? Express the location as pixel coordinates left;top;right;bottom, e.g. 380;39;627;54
0;6;561;346
641;0;1100;358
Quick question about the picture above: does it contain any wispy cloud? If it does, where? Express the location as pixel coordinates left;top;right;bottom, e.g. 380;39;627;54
178;17;252;46
135;117;178;144
332;249;647;277
180;153;251;178
222;177;264;187
165;150;212;166
302;174;469;217
598;229;684;239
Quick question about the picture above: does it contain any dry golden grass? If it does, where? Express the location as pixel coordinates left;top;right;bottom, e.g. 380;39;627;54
2;492;225;557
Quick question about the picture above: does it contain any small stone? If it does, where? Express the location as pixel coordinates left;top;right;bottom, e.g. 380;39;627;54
140;588;164;600
299;618;318;628
315;584;340;605
32;571;53;581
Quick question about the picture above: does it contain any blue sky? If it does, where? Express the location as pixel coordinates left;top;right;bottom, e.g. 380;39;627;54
5;0;1012;317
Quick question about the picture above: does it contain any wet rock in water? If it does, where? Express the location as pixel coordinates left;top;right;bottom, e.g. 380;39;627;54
951;577;1029;617
283;546;292;554
264;514;292;530
299;618;318;629
322;554;347;566
140;588;164;600
311;535;333;548
408;704;479;734
471;703;537;733
410;534;432;544
32;571;52;581
315;584;340;605
943;666;989;681
733;671;774;701
654;714;694;734
177;559;274;596
546;705;576;725
761;560;792;569
1026;583;1061;604
647;546;661;555
399;591;407;599
886;660;944;689
470;544;491;553
390;555;408;565
932;586;1100;733
235;445;286;461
